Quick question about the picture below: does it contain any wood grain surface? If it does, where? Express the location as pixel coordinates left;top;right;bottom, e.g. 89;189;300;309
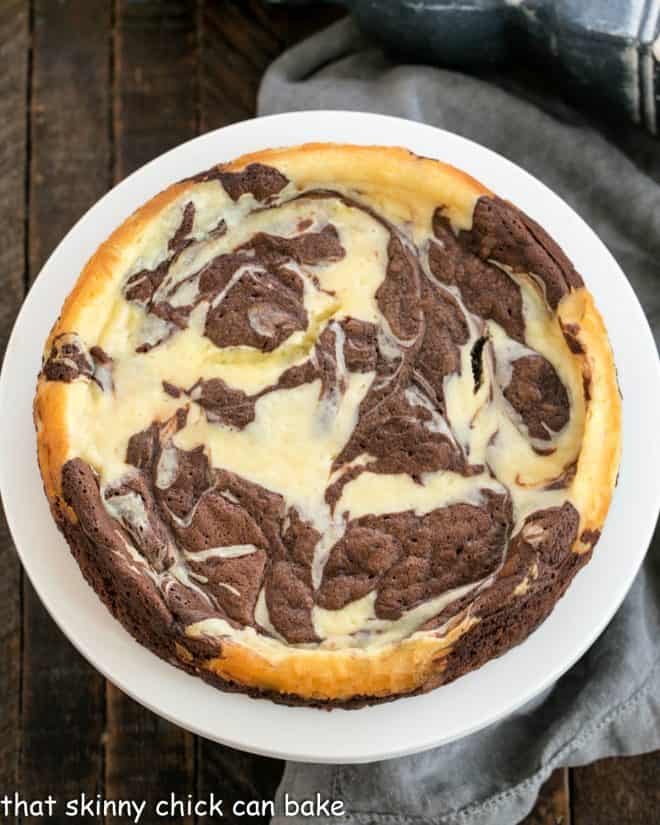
0;4;29;824
23;2;111;823
0;2;657;824
571;753;660;825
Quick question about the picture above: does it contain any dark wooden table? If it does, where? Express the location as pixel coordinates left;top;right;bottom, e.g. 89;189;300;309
0;3;658;823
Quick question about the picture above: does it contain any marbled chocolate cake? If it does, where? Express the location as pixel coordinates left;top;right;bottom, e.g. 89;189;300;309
34;144;621;706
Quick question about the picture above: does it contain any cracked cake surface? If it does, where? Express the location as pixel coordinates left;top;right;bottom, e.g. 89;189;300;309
34;144;621;706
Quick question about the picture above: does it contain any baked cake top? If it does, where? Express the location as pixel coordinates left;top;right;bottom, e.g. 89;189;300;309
35;145;621;704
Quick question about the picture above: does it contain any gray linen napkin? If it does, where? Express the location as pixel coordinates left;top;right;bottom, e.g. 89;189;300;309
258;18;660;825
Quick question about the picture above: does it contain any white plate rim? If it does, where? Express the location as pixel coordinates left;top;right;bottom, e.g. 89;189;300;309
1;110;659;764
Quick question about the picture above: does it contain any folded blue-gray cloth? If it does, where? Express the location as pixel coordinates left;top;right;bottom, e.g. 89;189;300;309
271;0;660;134
258;18;660;825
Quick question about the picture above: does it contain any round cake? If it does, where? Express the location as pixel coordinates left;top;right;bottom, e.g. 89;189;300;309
34;144;621;706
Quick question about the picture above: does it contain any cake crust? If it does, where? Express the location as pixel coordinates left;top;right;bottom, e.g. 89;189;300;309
34;144;621;705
